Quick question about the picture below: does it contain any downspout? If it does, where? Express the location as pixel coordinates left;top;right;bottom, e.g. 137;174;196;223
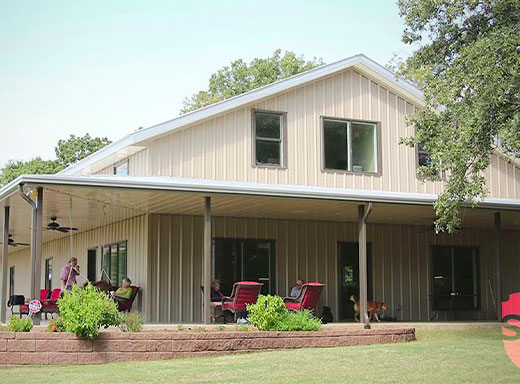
18;184;37;303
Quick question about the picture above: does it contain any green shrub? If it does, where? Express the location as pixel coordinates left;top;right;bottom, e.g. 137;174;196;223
273;310;322;331
58;284;120;339
7;316;32;332
247;295;288;331
119;312;143;332
247;295;321;331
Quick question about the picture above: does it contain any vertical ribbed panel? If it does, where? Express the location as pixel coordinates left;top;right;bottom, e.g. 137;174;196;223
147;214;517;324
6;215;149;313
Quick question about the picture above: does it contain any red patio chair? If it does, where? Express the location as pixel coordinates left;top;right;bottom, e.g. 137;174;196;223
117;285;140;312
41;288;62;319
283;282;324;312
221;281;263;321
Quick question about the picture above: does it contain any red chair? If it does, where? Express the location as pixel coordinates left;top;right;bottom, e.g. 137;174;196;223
117;285;140;312
283;282;324;312
41;289;62;319
221;281;263;321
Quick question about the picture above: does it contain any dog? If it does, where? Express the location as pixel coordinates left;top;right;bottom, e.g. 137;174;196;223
350;295;388;322
320;306;333;324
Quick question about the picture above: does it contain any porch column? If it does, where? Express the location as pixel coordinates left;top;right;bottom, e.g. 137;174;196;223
1;206;9;324
358;203;372;328
203;197;212;324
495;212;502;321
32;188;43;325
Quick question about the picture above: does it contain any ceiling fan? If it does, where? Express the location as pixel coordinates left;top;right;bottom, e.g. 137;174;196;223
0;234;30;247
44;216;78;233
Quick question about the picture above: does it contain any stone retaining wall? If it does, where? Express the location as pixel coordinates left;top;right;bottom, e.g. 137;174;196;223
0;328;415;365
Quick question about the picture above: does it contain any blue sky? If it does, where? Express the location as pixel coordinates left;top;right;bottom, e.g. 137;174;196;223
0;1;414;168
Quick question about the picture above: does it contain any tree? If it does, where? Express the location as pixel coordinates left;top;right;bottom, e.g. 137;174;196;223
181;49;324;114
0;134;111;186
397;0;520;232
55;134;111;168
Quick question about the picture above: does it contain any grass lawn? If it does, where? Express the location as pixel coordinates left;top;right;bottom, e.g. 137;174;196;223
1;327;519;383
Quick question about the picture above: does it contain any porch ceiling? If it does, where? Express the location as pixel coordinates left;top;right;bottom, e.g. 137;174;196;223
2;182;520;256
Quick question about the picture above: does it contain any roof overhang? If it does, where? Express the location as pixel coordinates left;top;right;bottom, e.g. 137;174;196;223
58;54;424;176
2;174;520;211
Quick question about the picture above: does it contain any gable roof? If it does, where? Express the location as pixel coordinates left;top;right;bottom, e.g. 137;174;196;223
59;54;424;176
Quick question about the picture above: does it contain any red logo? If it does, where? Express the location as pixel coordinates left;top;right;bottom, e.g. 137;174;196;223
502;293;520;369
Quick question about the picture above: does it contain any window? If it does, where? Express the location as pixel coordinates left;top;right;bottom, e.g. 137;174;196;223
214;239;275;296
45;258;53;290
322;118;379;173
253;110;285;166
431;246;480;311
102;241;127;287
9;267;14;297
417;142;432;168
114;160;129;176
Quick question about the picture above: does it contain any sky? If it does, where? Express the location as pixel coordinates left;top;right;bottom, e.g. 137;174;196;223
0;0;415;168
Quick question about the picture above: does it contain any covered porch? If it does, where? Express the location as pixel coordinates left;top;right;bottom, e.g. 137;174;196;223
1;175;519;325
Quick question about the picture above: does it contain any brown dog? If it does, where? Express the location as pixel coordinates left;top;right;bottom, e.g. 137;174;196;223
350;295;388;322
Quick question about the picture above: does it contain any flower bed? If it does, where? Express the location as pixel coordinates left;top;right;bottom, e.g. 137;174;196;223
0;328;415;365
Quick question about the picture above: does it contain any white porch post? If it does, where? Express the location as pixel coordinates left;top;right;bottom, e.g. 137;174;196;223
203;197;212;324
495;212;502;321
358;203;372;328
1;206;9;324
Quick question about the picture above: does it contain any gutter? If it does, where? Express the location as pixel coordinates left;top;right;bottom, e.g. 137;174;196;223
2;174;520;211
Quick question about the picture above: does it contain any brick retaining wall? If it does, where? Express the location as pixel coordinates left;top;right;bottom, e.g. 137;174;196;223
0;328;415;365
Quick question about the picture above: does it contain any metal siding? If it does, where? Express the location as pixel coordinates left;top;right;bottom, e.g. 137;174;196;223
6;215;148;314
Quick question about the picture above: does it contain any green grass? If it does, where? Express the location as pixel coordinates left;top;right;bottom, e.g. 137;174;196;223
1;328;519;383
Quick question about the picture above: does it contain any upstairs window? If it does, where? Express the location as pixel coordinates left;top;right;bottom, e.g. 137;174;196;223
114;160;129;176
253;110;286;167
417;142;432;168
323;118;379;173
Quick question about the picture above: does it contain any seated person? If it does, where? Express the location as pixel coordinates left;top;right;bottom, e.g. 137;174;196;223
290;279;304;297
113;277;133;303
210;279;224;302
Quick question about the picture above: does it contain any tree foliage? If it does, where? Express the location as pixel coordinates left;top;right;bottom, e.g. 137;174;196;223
0;134;111;186
181;49;324;114
398;0;520;232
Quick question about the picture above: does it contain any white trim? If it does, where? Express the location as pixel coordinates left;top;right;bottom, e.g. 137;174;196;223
59;54;424;176
2;174;520;210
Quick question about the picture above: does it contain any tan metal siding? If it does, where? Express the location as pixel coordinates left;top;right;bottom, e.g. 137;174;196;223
148;214;504;323
6;215;149;314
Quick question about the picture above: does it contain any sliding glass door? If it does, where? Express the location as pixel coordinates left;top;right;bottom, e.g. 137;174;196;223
213;238;275;296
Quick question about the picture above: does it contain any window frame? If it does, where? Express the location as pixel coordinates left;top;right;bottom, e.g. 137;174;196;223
44;258;53;290
9;266;14;297
415;139;446;180
320;116;382;176
113;159;129;176
251;109;287;168
101;240;128;287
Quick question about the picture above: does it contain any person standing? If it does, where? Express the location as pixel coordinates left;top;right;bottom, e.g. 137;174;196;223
60;257;80;291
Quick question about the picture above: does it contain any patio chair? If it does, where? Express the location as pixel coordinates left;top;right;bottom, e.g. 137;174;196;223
7;295;28;318
117;285;140;312
41;288;62;319
221;281;263;321
283;282;324;312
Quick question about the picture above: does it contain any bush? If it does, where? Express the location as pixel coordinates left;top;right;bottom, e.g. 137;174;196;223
7;316;33;332
119;312;143;332
247;295;322;331
47;317;66;333
247;295;288;331
58;284;120;339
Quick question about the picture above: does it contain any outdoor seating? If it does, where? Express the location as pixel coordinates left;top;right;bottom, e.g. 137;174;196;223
41;288;62;319
283;282;324;312
7;295;28;318
117;285;140;312
221;281;263;321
